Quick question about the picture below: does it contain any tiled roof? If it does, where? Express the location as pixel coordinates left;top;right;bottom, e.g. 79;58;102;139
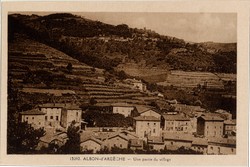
20;108;45;115
133;116;160;121
200;115;224;121
162;114;190;121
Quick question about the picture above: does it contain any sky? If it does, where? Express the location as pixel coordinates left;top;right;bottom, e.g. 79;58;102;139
20;12;237;43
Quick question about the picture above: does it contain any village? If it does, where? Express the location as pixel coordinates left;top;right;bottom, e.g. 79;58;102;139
20;78;236;155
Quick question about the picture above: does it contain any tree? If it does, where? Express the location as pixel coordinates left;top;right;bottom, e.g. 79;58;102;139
7;121;45;154
66;63;73;73
59;121;81;154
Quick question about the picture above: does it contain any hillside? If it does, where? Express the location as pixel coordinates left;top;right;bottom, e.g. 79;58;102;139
8;33;167;109
9;13;237;76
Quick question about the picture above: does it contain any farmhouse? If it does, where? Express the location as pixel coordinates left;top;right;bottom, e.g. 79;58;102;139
111;103;135;117
134;115;161;139
104;133;130;150
197;116;224;138
20;108;45;128
161;114;191;133
80;137;103;153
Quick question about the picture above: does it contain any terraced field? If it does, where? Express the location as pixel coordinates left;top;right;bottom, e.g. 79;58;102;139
9;34;160;106
157;70;232;90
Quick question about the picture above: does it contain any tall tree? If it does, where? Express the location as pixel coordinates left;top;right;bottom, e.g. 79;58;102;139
60;121;81;154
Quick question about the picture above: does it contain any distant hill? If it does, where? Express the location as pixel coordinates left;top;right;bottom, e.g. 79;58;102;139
8;13;237;74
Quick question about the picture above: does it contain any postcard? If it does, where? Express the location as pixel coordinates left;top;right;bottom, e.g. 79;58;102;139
0;1;249;166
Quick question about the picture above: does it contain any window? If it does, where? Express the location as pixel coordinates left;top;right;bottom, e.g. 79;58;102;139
153;129;156;133
56;116;59;121
50;116;53;120
26;117;28;120
147;123;150;126
231;148;234;152
45;116;47;121
32;117;34;120
207;126;209;129
154;123;156;126
76;112;78;117
211;146;213;150
171;142;173;145
120;144;122;148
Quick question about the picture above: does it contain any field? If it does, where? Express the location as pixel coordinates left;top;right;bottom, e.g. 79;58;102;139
157;70;236;90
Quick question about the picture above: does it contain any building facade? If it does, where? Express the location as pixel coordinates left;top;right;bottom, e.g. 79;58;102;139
161;114;191;133
134;116;161;139
20;109;45;128
197;116;224;138
61;105;82;129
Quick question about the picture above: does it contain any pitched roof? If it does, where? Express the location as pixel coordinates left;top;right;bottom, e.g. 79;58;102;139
80;136;103;145
133;116;160;121
162;114;190;121
20;109;45;115
200;115;224;121
134;105;153;114
107;133;130;141
163;132;193;141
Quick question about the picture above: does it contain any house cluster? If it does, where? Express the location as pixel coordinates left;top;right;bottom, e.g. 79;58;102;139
20;103;83;130
20;100;236;155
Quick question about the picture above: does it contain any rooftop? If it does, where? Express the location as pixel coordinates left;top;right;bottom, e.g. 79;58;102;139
208;137;236;146
199;115;224;121
20;108;45;115
224;119;236;125
133;116;160;121
163;132;194;141
130;139;143;147
162;114;190;121
134;105;155;114
147;136;164;144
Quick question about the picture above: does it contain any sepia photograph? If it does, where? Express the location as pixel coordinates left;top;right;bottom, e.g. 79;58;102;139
7;11;237;155
1;1;249;166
